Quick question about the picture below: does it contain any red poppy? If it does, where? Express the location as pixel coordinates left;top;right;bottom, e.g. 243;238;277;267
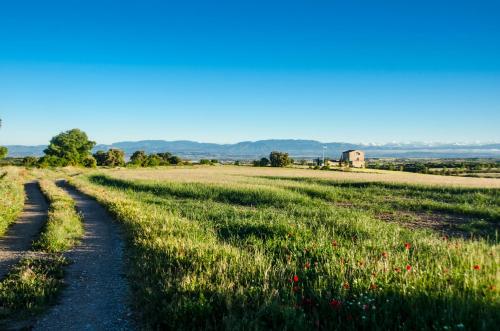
404;243;411;250
381;252;388;258
473;265;481;270
293;275;299;282
305;262;311;269
330;299;342;310
406;265;412;271
394;267;401;273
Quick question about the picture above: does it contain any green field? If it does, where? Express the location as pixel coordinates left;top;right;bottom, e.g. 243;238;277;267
65;167;499;330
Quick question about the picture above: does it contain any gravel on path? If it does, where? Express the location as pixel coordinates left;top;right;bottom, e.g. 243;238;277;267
34;181;134;331
0;181;48;279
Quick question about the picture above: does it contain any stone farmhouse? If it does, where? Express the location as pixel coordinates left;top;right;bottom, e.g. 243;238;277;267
340;150;365;168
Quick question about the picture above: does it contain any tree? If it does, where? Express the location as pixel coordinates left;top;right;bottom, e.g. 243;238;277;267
44;129;95;166
0;146;7;159
199;159;211;165
130;150;147;166
269;151;290;167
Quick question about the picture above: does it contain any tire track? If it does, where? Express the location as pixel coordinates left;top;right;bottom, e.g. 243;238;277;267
34;181;133;330
0;181;48;279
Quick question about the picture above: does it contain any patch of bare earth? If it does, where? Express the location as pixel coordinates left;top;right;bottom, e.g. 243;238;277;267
376;211;487;239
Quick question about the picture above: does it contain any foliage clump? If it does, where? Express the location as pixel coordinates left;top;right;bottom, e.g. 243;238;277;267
128;150;183;167
40;129;95;167
270;151;290;167
0;146;8;159
94;149;125;167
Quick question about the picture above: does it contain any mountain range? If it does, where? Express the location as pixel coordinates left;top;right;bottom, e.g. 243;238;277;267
4;139;500;159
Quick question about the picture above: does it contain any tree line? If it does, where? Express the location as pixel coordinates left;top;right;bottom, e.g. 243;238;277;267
16;129;184;168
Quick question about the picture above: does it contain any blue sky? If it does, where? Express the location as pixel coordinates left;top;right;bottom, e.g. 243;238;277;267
1;0;499;145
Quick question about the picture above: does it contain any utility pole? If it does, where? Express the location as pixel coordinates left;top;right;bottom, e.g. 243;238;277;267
322;146;327;166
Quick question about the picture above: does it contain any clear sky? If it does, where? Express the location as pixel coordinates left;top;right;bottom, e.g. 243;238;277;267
1;0;499;145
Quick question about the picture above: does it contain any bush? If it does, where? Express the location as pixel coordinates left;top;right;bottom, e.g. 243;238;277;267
199;159;211;165
144;154;162;167
38;155;69;168
82;156;97;168
130;151;148;166
22;156;38;167
0;146;8;159
93;149;125;167
168;155;182;165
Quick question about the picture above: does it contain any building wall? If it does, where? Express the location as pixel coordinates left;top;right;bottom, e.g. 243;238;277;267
342;150;365;168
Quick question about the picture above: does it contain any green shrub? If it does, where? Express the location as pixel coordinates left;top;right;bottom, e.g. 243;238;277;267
82;156;97;168
269;151;290;167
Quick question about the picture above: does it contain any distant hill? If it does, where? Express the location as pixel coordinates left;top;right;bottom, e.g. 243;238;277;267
5;139;500;159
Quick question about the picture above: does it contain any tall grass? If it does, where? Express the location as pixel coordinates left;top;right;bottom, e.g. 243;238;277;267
0;167;25;236
255;176;500;237
69;172;499;330
36;179;84;252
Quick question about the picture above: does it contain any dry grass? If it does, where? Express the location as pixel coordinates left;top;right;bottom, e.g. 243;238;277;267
103;165;500;188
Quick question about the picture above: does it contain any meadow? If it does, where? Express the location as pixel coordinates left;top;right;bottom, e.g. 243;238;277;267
65;166;499;330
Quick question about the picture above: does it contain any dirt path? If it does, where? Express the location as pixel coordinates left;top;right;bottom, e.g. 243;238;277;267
34;182;133;330
0;181;48;279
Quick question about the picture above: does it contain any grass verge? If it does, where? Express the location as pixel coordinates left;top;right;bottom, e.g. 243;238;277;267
36;179;84;252
0;178;83;325
0;167;25;236
0;255;67;323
